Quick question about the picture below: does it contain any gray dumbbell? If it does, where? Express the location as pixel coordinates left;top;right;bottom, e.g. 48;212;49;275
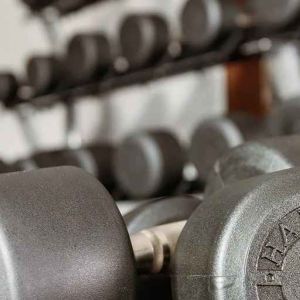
189;117;244;183
205;134;300;196
114;130;186;199
180;0;240;51
1;134;300;298
119;14;170;69
65;32;112;85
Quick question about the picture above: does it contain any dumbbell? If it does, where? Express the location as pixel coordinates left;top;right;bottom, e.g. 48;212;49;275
26;55;63;96
20;0;55;11
65;32;112;85
189;117;244;183
0;73;19;108
124;194;202;300
114;130;186;199
2;136;300;299
205;134;300;196
119;14;170;70
180;0;241;52
18;143;115;190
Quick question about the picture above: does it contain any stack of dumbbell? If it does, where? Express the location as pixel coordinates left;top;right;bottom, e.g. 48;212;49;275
0;0;300;298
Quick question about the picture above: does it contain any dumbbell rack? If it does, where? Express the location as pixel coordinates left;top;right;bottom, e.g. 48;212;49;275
12;0;300;111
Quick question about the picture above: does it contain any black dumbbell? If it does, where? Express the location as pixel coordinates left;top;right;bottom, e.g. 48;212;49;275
54;0;103;14
20;0;55;11
65;32;112;85
1;137;300;299
0;73;19;108
119;14;170;70
114;130;186;199
26;55;62;96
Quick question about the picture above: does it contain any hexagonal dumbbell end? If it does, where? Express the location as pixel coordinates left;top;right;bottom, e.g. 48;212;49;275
0;73;19;107
114;130;186;199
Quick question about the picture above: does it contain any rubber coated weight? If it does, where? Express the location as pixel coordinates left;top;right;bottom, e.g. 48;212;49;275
0;167;135;299
114;130;186;199
66;33;111;84
125;194;202;234
189;117;244;183
119;14;169;69
173;167;300;299
0;73;18;107
205;135;300;196
26;55;62;95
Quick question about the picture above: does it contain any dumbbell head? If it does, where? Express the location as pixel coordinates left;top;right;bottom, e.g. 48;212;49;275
65;33;111;84
119;14;169;69
20;0;55;11
26;55;61;95
125;194;202;234
205;135;300;196
27;145;115;190
0;167;135;298
181;0;223;50
243;0;300;31
114;130;186;199
0;73;18;107
189;117;244;183
174;166;300;299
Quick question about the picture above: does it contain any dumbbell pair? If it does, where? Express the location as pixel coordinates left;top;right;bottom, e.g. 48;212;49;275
0;135;299;299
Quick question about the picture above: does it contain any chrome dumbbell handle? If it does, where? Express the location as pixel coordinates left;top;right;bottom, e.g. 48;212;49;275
131;221;186;274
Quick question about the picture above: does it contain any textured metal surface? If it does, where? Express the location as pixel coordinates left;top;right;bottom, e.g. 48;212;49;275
0;167;136;299
114;130;185;198
205;135;300;196
125;195;202;234
174;167;300;299
119;14;169;69
189;117;243;183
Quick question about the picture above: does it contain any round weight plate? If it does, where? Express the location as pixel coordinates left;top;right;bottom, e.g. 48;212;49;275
66;33;111;84
114;131;186;199
0;167;136;298
125;194;202;234
189;118;243;183
181;0;222;50
26;56;61;95
119;14;169;69
173;167;300;299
